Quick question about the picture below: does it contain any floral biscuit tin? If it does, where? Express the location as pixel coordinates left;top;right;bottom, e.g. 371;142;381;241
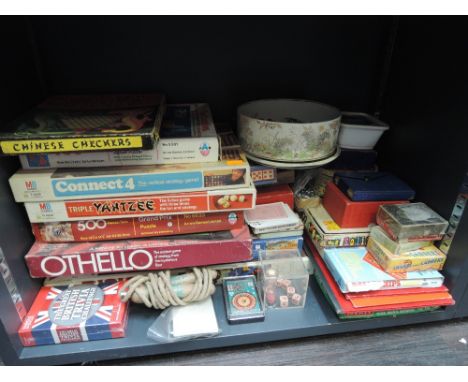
237;99;341;163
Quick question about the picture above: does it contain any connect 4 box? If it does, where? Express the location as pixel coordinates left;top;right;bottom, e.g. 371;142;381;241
10;150;251;202
18;280;128;346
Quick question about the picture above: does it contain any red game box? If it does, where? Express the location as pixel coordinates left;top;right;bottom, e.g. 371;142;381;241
32;211;245;242
256;184;294;210
18;279;128;346
24;183;256;223
25;226;252;278
322;182;407;228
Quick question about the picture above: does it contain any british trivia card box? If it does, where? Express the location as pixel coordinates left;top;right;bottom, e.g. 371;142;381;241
18;279;128;346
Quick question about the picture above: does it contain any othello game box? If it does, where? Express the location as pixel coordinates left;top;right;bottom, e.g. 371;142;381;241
18;280;128;346
25;227;253;278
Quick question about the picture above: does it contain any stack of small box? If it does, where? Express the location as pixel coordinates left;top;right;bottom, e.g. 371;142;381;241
0;95;260;346
303;171;455;319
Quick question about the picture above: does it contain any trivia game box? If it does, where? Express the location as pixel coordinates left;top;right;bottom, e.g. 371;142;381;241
18;280;128;346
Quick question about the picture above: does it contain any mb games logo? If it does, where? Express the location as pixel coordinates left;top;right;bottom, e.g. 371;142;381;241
25;180;37;191
199;142;211;157
39;202;52;213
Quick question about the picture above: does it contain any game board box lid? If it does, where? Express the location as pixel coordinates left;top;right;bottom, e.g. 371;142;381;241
0;94;166;154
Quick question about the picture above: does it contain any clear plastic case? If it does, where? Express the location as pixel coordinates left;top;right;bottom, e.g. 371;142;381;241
369;225;431;254
259;250;309;309
376;202;449;241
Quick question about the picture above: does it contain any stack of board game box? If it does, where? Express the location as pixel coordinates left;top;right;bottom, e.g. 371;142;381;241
0;94;258;346
302;170;455;319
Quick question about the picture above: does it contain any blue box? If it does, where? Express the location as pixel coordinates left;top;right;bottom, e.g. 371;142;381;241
333;171;415;201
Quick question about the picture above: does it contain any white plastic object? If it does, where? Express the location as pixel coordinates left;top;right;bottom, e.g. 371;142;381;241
147;297;220;343
338;112;389;149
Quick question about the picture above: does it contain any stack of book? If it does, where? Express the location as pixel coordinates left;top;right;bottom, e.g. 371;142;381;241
303;171;455;319
1;94;258;345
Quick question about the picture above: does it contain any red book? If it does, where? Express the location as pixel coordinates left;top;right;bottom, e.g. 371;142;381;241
256;184;294;210
305;236;454;315
31;211;245;242
25;226;252;278
322;182;407;228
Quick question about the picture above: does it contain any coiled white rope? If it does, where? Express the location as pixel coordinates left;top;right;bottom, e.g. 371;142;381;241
119;267;218;309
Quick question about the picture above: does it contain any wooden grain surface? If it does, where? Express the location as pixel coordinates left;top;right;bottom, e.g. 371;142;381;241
99;318;468;366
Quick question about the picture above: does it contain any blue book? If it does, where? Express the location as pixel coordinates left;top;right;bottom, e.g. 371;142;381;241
323;247;444;293
333;171;415;201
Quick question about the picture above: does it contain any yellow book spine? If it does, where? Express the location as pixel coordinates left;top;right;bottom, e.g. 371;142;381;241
1;136;143;154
